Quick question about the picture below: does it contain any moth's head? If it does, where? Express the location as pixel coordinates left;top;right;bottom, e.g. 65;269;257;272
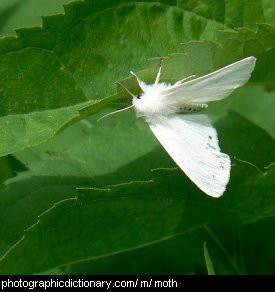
132;93;143;112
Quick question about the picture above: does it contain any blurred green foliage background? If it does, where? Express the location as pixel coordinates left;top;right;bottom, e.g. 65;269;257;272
0;0;274;275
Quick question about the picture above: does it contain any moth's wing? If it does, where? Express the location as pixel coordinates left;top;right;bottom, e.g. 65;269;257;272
149;114;230;197
162;56;256;103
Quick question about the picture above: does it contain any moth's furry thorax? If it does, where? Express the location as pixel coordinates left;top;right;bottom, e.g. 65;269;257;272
132;83;176;118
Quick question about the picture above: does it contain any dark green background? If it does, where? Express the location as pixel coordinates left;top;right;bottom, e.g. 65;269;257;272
0;0;274;275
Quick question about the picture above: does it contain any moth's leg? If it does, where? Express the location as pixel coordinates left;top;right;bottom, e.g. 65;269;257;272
174;75;196;86
154;58;163;85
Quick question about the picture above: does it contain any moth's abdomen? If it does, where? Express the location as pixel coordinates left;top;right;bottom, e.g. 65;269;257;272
177;103;207;113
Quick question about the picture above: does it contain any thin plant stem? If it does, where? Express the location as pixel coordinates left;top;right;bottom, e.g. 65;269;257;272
204;225;242;275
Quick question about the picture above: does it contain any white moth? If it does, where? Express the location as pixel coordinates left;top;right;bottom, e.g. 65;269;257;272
100;56;256;197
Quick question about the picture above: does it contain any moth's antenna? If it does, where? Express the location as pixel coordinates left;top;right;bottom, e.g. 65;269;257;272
130;71;146;93
130;71;141;85
117;81;136;99
154;58;163;85
97;104;134;122
97;82;135;122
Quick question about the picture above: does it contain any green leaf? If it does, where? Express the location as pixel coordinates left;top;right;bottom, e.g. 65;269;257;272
0;113;164;257
215;111;275;171
0;0;274;157
66;233;207;275
0;161;274;274
192;218;275;275
0;155;26;187
0;0;69;36
0;101;97;158
67;217;275;275
0;111;274;274
206;86;275;139
0;0;228;157
241;217;275;274
0;0;274;275
1;0;274;37
178;0;275;28
0;0;24;35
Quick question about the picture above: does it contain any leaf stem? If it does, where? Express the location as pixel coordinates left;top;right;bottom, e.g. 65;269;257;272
204;225;242;275
203;242;215;275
